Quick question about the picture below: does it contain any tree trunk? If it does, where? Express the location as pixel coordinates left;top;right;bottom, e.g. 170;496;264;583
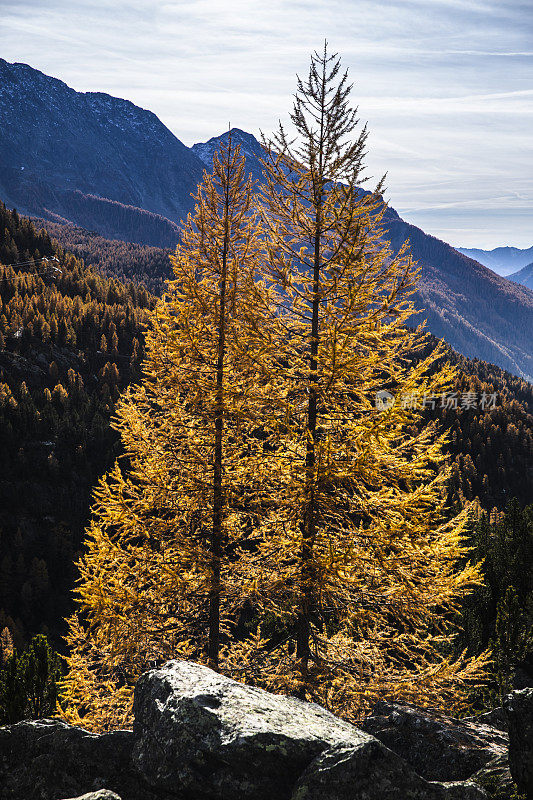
296;58;327;686
209;146;231;671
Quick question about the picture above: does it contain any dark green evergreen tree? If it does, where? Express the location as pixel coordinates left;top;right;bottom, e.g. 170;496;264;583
0;634;63;724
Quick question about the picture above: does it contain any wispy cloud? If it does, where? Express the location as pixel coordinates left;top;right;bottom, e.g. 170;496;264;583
0;0;531;247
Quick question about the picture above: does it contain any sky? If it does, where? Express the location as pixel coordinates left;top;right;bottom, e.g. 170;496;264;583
0;0;531;248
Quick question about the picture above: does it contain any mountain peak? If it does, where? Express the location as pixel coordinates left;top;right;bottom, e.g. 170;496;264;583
192;128;265;180
0;59;205;243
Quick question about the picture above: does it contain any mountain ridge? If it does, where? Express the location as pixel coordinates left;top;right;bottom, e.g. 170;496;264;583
1;59;532;380
0;57;204;245
457;245;533;276
509;261;533;292
195;130;533;381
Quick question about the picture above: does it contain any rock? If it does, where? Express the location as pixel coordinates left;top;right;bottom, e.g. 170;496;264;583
291;740;488;800
464;707;508;733
132;660;373;800
361;701;509;785
0;719;156;800
504;688;533;799
0;662;514;800
440;783;488;799
59;793;122;800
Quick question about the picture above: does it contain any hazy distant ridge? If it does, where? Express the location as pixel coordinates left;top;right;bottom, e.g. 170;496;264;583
457;245;533;276
508;261;533;292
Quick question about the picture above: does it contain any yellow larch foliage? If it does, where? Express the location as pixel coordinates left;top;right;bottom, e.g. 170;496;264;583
0;626;14;665
222;44;489;718
61;49;489;731
61;135;284;729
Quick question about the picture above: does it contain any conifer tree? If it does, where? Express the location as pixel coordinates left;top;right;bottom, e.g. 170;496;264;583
61;135;282;730
0;634;62;724
223;44;489;716
62;48;489;730
0;626;13;665
492;586;530;699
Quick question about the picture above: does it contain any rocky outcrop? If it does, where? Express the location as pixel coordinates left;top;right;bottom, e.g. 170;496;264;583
132;661;489;800
60;793;122;800
504;688;533;799
132;660;372;800
291;740;485;800
465;707;509;733
361;700;510;790
0;719;157;800
0;660;516;800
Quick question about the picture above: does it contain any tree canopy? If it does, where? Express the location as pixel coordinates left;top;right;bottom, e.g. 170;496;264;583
60;47;489;731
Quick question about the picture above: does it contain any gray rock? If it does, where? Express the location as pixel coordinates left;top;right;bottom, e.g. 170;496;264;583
0;719;156;800
438;783;488;799
132;660;373;800
361;701;509;784
290;741;487;800
59;793;122;800
0;663;514;800
504;688;533;799
464;706;508;733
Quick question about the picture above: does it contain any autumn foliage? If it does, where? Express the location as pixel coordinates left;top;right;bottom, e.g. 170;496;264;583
61;47;489;731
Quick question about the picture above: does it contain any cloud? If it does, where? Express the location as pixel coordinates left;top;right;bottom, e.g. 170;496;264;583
0;0;531;247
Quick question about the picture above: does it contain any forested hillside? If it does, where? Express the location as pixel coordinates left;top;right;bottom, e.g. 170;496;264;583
386;219;533;381
426;344;533;510
0;203;152;649
35;194;181;249
459;501;533;703
0;203;532;659
31;218;171;295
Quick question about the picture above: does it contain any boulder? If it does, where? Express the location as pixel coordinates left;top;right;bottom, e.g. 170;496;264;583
59;793;122;800
0;719;156;800
132;660;373;800
0;662;514;800
464;706;508;733
504;688;533;799
361;701;509;786
290;740;487;800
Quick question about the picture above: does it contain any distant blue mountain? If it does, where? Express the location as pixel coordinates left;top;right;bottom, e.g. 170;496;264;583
457;245;533;277
509;262;533;292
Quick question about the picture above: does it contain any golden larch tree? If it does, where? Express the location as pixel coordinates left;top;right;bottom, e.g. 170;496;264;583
61;135;283;730
223;44;489;718
61;48;488;731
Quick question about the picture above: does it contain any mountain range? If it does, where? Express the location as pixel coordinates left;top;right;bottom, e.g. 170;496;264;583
1;58;532;380
457;245;533;277
0;58;202;247
508;262;533;292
